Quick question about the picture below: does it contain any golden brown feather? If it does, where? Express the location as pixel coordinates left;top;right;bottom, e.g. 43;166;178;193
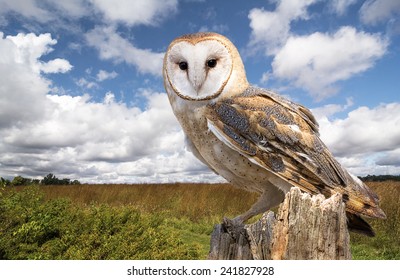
205;86;386;220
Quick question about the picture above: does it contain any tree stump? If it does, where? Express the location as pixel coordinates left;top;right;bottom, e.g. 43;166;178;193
208;187;351;260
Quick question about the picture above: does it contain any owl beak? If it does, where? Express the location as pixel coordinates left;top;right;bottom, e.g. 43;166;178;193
189;67;206;94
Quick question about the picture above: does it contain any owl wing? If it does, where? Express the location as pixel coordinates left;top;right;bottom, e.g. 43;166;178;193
205;87;385;219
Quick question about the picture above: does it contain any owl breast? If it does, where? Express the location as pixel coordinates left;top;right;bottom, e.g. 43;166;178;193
173;99;292;195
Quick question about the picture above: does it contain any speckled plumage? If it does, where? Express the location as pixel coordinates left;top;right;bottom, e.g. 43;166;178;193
163;32;385;236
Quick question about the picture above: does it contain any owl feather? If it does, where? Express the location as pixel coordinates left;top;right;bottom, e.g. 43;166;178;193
205;87;385;235
164;32;385;237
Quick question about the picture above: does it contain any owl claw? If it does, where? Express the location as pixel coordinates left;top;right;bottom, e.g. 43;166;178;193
222;216;246;240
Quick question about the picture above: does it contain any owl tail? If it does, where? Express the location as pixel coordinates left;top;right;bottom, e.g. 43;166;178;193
346;212;375;237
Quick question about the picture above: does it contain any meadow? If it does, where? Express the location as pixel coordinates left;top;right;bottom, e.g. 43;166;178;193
0;181;399;259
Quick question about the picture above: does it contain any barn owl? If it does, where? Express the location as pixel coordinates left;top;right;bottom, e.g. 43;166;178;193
163;32;385;236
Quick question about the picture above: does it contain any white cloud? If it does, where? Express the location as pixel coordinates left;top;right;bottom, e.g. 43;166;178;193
0;32;72;128
96;69;118;81
329;0;357;15
0;0;89;22
0;0;177;27
260;71;272;84
0;31;218;183
0;0;52;22
318;102;400;156
313;102;400;175
248;1;390;100
6;32;73;74
48;0;89;18
311;97;354;120
41;58;73;74
1;90;217;182
271;26;388;99
248;0;318;55
360;0;400;25
91;0;178;26
85;26;164;76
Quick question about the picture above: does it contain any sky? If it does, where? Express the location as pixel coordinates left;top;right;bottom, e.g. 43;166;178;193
0;0;399;183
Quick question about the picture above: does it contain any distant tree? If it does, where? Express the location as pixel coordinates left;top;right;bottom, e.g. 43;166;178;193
40;173;81;185
11;176;32;186
32;179;40;185
359;174;400;182
60;178;71;185
41;173;59;185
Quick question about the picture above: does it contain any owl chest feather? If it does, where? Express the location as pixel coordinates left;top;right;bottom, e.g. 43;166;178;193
173;100;290;194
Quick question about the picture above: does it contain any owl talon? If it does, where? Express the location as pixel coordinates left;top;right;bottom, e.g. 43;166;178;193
222;217;246;240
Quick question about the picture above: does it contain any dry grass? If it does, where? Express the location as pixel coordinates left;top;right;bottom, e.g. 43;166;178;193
37;183;258;222
350;181;400;259
12;180;400;259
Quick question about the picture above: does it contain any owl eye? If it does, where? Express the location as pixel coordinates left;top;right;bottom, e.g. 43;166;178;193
178;61;188;70
207;59;217;68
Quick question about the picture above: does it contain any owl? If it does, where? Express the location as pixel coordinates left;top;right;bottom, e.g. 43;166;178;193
163;32;385;236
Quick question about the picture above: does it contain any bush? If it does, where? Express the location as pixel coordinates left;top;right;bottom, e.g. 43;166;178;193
0;186;201;259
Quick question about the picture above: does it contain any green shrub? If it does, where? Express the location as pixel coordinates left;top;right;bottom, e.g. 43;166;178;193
0;186;201;259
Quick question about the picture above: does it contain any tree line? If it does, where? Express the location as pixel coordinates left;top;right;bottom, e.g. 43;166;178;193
358;174;400;182
1;173;81;187
2;173;399;187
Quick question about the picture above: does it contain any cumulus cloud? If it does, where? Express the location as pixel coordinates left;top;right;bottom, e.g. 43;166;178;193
271;27;388;99
0;32;71;128
318;102;400;156
248;0;318;55
248;1;389;100
1;90;215;182
41;58;73;74
360;0;400;25
85;26;164;76
6;32;73;74
91;0;178;26
0;31;218;183
313;102;400;175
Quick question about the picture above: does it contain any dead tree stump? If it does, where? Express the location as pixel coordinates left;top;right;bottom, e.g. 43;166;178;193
208;187;351;260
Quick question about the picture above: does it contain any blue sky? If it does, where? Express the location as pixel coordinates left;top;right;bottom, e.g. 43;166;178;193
0;0;399;183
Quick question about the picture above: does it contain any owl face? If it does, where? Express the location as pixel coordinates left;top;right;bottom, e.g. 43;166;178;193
164;34;234;101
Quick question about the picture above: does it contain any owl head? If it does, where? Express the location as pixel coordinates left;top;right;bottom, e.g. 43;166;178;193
163;32;249;101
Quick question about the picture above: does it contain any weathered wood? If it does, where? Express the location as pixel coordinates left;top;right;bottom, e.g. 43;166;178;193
208;187;351;260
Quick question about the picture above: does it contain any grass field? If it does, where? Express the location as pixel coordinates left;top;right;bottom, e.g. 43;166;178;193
0;181;399;259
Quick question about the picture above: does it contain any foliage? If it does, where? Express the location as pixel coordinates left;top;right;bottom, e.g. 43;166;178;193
11;176;34;186
350;181;400;259
1;174;81;187
359;174;400;182
0;186;201;259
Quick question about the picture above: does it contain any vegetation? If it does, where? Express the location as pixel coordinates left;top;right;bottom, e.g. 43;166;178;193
359;174;400;182
1;174;80;187
350;181;400;259
0;181;398;259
